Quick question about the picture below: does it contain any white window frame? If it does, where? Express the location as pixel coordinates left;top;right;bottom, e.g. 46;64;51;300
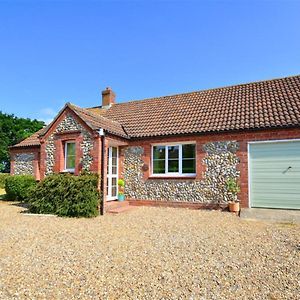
64;141;76;173
151;141;196;177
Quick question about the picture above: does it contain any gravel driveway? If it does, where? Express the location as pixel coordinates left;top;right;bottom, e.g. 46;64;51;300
0;201;299;300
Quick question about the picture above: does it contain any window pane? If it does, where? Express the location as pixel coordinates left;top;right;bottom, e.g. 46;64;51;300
182;144;195;159
112;186;117;197
66;155;75;169
153;160;165;174
112;157;117;166
65;142;75;170
112;166;117;175
182;159;196;173
112;178;117;186
112;147;117;158
168;146;179;159
168;160;179;172
67;143;75;156
153;146;165;159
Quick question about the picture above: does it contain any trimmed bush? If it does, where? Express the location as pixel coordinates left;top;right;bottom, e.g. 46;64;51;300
5;175;37;201
28;173;100;218
0;173;9;188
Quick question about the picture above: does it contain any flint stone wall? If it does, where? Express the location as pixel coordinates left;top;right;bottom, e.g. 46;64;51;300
14;153;35;175
123;141;240;204
45;114;93;175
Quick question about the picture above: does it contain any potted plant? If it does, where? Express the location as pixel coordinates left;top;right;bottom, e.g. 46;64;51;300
117;178;125;201
226;178;240;213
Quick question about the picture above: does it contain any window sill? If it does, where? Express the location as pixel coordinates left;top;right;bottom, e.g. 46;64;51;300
148;176;197;180
61;170;75;174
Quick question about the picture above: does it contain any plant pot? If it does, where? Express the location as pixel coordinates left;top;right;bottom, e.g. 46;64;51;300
118;194;125;202
228;202;240;213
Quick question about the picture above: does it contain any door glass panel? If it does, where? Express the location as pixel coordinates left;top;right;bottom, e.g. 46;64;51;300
112;166;117;175
112;157;117;166
112;186;117;197
112;147;117;157
112;177;117;197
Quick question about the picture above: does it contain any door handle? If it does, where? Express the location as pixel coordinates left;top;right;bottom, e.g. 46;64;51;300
283;166;292;174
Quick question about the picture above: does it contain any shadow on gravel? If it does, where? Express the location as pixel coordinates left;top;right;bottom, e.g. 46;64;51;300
10;202;30;213
11;202;29;208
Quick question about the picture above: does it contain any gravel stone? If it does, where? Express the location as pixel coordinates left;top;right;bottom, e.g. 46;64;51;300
0;201;299;300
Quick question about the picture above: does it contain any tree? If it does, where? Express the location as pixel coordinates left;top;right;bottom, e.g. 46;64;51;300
0;111;45;173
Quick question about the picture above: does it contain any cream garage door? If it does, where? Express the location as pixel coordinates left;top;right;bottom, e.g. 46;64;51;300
249;140;300;209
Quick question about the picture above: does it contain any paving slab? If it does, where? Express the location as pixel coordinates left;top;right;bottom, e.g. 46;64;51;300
240;208;300;223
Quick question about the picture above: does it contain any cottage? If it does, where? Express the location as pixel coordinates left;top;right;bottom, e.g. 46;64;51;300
10;75;300;211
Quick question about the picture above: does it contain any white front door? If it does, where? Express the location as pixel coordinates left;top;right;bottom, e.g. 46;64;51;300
107;146;118;201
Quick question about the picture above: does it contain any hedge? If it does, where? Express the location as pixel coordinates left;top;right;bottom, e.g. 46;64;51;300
0;173;9;188
28;173;100;218
5;175;37;201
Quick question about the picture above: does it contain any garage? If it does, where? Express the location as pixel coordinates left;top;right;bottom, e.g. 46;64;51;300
249;140;300;210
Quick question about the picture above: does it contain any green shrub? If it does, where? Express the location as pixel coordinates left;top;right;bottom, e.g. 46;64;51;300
28;173;100;218
0;173;9;188
226;177;241;194
117;178;125;187
5;175;37;201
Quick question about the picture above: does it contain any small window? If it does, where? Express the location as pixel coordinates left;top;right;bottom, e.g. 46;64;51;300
65;142;76;172
152;143;196;176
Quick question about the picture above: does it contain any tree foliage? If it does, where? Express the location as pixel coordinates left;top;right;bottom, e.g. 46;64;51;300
0;111;45;172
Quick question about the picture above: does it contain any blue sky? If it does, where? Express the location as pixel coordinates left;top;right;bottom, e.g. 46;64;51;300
0;0;299;123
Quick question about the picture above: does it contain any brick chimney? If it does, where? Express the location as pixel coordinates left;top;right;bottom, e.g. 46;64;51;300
101;87;116;107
